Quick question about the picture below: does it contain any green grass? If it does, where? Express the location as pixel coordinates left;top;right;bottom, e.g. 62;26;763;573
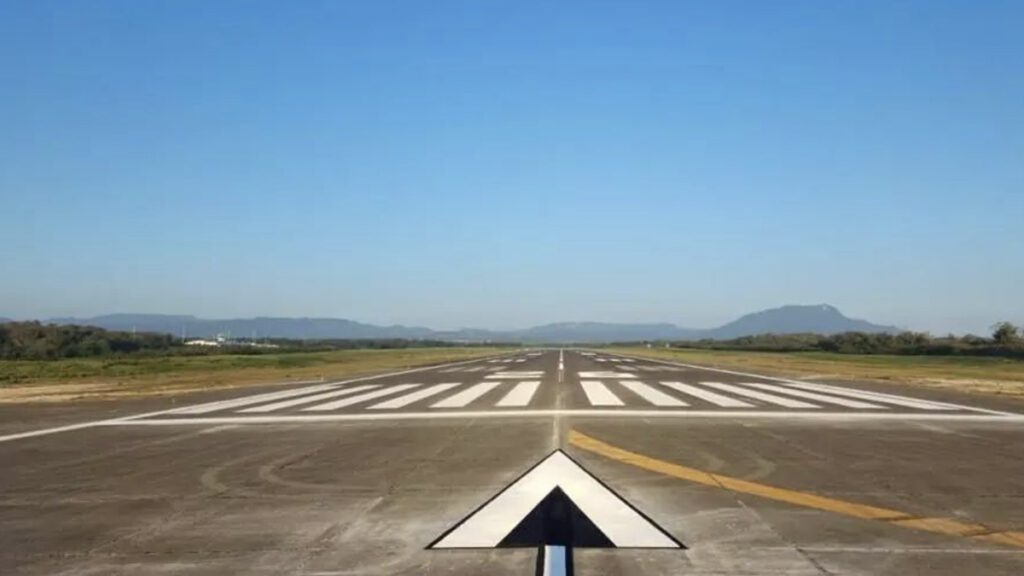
0;347;512;401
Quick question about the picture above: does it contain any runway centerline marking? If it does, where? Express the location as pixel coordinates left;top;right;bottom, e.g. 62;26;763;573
568;429;1024;550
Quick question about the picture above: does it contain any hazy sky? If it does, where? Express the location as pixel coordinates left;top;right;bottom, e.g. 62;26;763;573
1;1;1022;334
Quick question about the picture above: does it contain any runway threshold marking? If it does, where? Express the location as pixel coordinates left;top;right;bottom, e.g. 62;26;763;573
568;429;1024;550
600;351;1014;416
0;353;506;444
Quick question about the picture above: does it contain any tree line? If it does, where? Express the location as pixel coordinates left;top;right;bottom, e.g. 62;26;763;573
652;322;1024;359
0;322;178;359
0;322;512;360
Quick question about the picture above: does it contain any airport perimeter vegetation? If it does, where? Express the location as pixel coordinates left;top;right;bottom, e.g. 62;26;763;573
0;321;1021;401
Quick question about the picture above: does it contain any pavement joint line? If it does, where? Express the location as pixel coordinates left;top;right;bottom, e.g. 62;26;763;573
567;429;1024;550
600;350;1020;417
0;352;514;444
93;410;1024;426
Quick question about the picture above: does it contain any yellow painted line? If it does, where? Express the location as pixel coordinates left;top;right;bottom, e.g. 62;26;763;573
568;429;1024;549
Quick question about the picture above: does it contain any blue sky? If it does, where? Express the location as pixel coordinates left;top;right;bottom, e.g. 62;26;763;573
1;1;1021;334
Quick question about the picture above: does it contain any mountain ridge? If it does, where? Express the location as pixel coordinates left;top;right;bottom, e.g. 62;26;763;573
28;304;899;343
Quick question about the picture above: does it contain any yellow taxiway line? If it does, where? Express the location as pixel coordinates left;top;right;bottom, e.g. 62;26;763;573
568;429;1024;549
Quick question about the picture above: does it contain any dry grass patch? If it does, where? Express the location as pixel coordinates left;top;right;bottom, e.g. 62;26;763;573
0;347;511;402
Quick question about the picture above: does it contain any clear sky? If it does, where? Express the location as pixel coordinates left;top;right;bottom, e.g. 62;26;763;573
1;1;1021;334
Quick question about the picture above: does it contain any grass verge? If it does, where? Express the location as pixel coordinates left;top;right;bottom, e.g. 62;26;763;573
0;347;512;403
606;347;1024;398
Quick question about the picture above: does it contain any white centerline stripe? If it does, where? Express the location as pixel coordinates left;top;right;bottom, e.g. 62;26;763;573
496;381;541;407
702;382;820;409
370;383;461;409
619;380;688;407
543;545;567;576
659;381;753;408
304;384;420;411
745;383;885;409
581;381;624;406
432;382;502;408
239;384;380;413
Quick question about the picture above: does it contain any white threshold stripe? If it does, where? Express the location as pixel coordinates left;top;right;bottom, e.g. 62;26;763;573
465;367;488;372
602;351;1013;416
496;381;541;407
781;381;958;411
304;384;420;411
702;382;820;409
432;382;502;408
660;381;753;408
370;383;461;409
619;366;637;372
486;371;545;379
579;372;637;379
106;410;1024;425
744;383;884;409
172;382;340;415
239;384;380;413
619;380;688;407
581;381;624;406
0;353;507;444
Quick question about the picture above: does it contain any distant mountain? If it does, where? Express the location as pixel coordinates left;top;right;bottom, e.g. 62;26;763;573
46;314;436;340
43;304;899;343
703;304;900;339
512;322;698;342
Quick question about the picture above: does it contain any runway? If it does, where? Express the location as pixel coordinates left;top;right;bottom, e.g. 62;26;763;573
2;350;1023;574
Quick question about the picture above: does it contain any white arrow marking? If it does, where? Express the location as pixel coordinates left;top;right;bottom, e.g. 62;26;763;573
431;451;678;548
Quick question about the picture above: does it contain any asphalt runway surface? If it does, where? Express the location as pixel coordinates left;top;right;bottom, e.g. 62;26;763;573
3;350;1024;574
